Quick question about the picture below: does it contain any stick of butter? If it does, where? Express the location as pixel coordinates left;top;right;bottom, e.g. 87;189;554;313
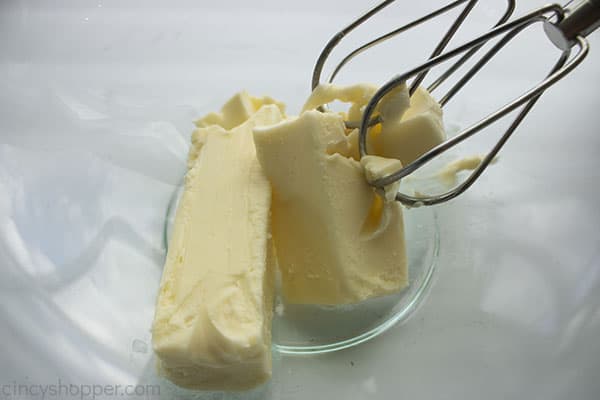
253;110;408;305
152;101;283;390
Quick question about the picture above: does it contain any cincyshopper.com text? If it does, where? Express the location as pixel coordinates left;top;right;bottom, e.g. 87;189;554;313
1;379;160;399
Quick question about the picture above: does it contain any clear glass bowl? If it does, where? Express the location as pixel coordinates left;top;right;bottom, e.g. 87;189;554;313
164;183;439;354
4;2;599;398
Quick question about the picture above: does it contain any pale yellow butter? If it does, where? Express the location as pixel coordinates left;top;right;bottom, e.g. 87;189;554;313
152;82;446;389
195;91;285;130
361;155;403;202
152;104;283;390
188;92;286;169
253;110;408;305
375;86;445;166
301;82;378;122
359;155;403;241
303;83;445;166
438;154;498;186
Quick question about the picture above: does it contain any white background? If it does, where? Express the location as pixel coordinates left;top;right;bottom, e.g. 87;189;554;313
1;0;599;398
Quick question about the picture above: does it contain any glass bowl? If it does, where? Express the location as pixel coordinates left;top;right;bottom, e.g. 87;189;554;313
163;183;439;354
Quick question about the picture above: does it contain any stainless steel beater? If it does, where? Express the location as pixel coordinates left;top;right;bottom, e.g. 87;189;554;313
312;0;600;207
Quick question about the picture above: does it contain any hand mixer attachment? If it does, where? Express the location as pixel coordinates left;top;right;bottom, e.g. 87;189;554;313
312;0;600;207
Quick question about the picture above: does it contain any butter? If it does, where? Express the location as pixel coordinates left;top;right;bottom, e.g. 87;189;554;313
301;82;410;125
303;83;445;167
361;155;402;202
195;91;285;130
438;154;498;186
253;110;408;305
375;86;445;166
188;92;286;169
152;104;283;390
359;155;403;241
152;81;446;389
379;84;411;121
301;82;378;122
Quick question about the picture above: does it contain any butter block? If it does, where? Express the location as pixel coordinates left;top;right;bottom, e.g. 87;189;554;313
374;86;445;166
189;92;286;169
253;110;408;305
195;91;285;130
152;104;283;390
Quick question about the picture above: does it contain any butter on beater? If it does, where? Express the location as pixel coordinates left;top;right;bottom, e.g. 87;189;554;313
359;155;403;240
376;85;445;166
303;83;445;166
361;155;402;202
438;154;498;186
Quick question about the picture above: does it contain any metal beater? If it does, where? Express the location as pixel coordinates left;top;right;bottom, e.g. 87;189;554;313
312;0;600;207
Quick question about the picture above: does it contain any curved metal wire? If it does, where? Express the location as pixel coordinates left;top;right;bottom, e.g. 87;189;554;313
358;4;567;159
409;0;479;94
311;0;396;91
427;1;515;97
357;25;590;206
396;45;575;206
327;0;473;84
312;0;516;91
311;0;591;207
312;0;515;130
